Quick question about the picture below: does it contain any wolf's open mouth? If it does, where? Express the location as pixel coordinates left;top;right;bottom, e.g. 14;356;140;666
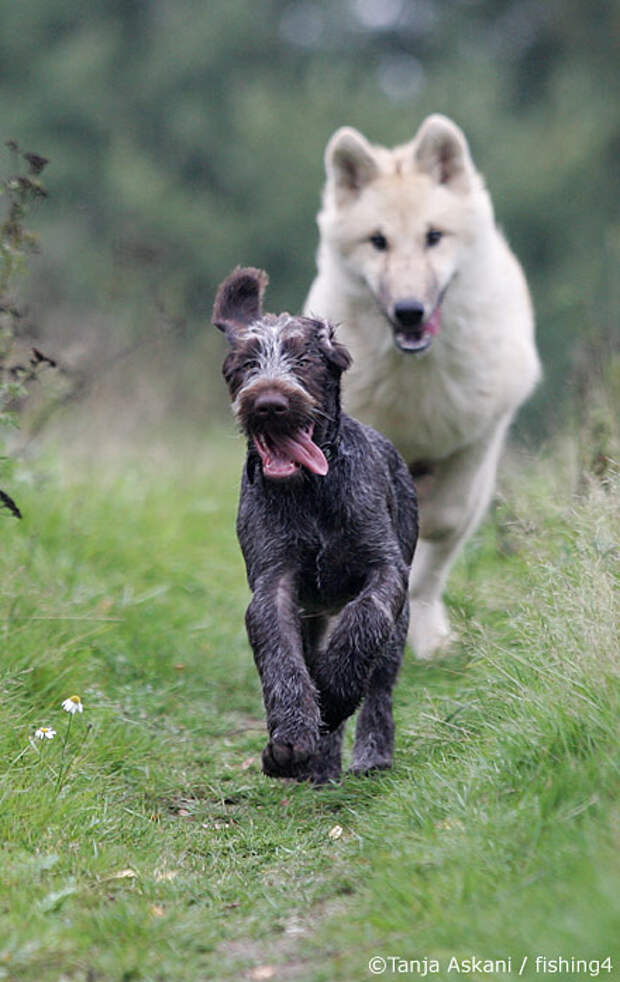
393;304;441;355
253;425;328;479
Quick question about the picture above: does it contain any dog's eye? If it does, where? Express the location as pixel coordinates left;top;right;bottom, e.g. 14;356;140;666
369;232;388;251
425;228;443;248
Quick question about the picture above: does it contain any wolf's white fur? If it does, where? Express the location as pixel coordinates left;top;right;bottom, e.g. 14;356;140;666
305;114;541;658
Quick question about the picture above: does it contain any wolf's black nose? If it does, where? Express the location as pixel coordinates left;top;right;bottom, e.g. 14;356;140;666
253;390;289;416
393;300;425;328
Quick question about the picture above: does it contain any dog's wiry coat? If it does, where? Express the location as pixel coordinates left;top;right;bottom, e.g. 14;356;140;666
305;114;541;658
213;267;418;783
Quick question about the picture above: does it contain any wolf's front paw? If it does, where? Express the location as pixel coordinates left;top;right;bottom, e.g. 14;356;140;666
408;597;454;660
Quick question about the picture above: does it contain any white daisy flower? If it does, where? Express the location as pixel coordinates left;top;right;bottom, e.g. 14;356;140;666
62;695;84;714
34;726;56;740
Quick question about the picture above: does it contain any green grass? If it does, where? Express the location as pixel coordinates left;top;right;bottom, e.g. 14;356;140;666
0;433;618;982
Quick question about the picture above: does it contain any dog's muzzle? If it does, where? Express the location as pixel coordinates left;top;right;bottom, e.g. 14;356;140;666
253;425;329;479
236;382;328;480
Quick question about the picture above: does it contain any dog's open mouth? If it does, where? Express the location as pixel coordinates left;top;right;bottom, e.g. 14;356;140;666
393;305;441;355
253;425;329;479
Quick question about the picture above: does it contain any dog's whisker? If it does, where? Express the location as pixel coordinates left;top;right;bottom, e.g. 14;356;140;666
312;407;336;425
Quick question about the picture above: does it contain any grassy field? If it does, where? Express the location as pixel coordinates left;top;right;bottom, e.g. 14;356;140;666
0;431;618;982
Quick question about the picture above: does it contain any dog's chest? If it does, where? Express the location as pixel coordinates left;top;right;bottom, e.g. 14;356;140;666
240;479;367;609
299;516;366;612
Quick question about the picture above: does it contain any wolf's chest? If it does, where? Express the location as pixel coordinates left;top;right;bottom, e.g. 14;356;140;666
342;345;495;461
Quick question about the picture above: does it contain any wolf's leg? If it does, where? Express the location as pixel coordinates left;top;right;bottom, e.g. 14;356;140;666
408;417;511;659
351;605;407;774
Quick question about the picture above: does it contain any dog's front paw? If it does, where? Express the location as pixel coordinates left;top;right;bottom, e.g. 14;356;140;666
262;720;319;779
262;739;312;778
315;661;362;732
318;693;358;733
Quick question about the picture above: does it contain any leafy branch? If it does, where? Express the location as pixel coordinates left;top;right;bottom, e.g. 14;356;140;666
0;140;56;518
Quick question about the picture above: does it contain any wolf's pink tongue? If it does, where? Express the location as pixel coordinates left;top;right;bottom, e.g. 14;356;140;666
426;305;441;335
278;431;329;476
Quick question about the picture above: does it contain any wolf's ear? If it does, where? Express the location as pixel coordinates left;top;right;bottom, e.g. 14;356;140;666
212;266;269;338
413;115;474;192
316;320;353;373
325;127;379;200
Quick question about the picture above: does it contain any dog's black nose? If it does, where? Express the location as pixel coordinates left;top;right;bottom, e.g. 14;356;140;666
253;390;289;416
393;299;425;328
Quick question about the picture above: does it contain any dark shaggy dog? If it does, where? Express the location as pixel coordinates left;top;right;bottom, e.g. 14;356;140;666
213;267;418;783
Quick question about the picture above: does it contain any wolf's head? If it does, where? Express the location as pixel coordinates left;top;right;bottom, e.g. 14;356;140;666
319;114;494;355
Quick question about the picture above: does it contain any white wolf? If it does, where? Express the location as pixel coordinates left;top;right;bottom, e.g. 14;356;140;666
304;114;541;659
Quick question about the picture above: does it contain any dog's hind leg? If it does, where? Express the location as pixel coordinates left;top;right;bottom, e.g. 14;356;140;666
350;605;408;775
297;723;346;785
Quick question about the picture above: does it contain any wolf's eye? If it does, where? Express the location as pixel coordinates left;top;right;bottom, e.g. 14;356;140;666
369;232;388;251
425;228;443;248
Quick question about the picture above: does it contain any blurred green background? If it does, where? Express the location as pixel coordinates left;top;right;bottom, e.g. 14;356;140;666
1;0;618;436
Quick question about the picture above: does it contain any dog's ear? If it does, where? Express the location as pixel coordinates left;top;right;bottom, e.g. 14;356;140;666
316;320;352;373
325;127;379;201
413;115;474;193
212;266;269;338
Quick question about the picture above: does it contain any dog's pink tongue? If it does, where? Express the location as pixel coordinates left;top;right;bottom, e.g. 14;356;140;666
278;431;329;476
426;305;441;335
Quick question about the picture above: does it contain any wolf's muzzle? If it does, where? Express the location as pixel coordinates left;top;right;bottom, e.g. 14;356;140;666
393;299;425;328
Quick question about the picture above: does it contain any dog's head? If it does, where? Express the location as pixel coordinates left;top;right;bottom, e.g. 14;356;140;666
319;114;494;355
213;266;351;481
